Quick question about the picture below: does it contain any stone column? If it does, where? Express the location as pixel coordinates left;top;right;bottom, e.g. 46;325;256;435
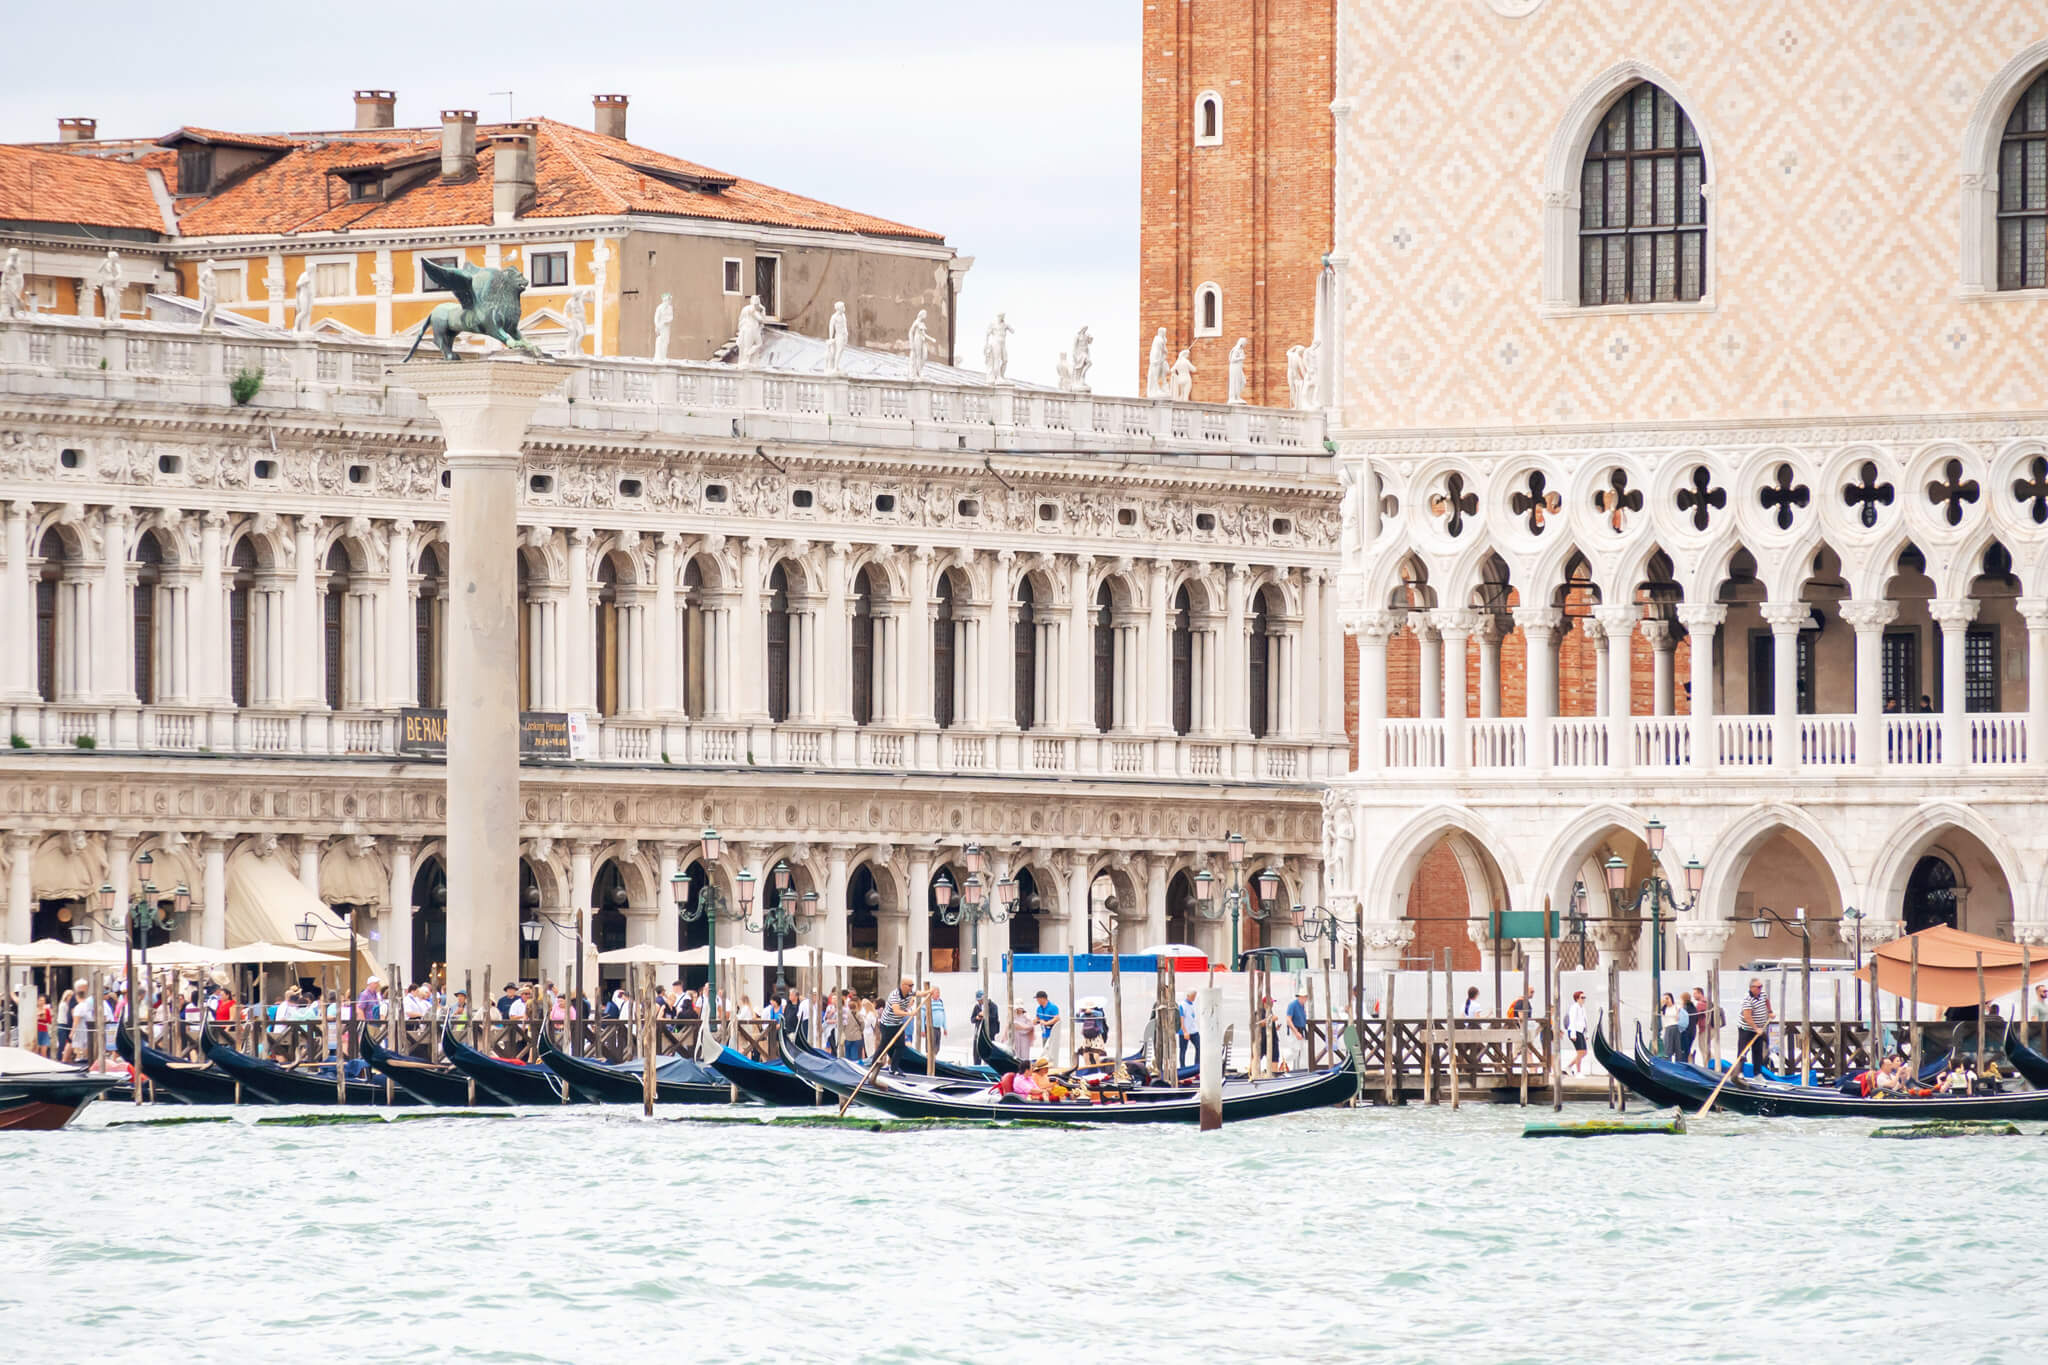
1068;556;1093;739
906;852;932;973
1594;603;1637;772
1514;606;1560;770
1350;610;1399;772
107;833;133;945
1676;604;1724;773
387;841;414;985
1841;598;1899;770
1412;615;1441;721
1319;570;1345;741
293;516;321;707
1760;602;1808;770
821;542;853;730
1930;598;1979;767
298;835;320;896
6;832;30;1029
1475;614;1503;720
1065;857;1092;960
1223;566;1250;739
100;507;135;706
5;501;35;699
1434;609;1475;771
737;537;767;722
392;359;567;983
653;532;680;716
385;520;414;707
825;845;853;956
1642;619;1676;716
1675;920;1734;975
905;547;935;729
564;527;593;713
201;835;227;948
2021;597;2048;769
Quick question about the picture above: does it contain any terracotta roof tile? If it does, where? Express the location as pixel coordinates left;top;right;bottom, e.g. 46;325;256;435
0;143;164;233
157;126;294;150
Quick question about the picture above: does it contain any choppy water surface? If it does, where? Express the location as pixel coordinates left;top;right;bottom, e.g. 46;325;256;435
4;1101;2041;1362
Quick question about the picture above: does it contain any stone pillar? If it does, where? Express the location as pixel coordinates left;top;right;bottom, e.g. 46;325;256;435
385;520;414;707
564;527;593;713
1760;601;1808;770
5;831;32;952
1434;609;1475;771
1514;607;1560;770
1676;604;1724;773
1841;598;1899;770
1931;598;1979;767
1412;615;1441;721
100;506;135;706
737;537;767;722
1065;857;1092;960
1675;920;1734;976
906;547;935;728
1585;614;1609;717
201;835;227;949
5;501;36;700
2021;597;2048;769
1223;566;1250;739
387;841;413;985
821;542;852;729
1594;603;1637;772
298;835;320;896
392;359;567;982
1068;556;1093;739
293;516;321;707
107;833;133;945
1146;559;1171;734
1351;610;1398;772
1476;614;1503;720
1144;855;1169;949
906;852;932;973
1643;619;1675;716
1319;571;1344;742
653;533;680;716
825;845;852;956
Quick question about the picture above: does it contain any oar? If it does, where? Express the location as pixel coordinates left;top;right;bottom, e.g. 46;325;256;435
1694;1049;1746;1118
836;1000;924;1119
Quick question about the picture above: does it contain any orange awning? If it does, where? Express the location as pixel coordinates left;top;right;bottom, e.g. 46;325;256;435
1855;925;2038;1009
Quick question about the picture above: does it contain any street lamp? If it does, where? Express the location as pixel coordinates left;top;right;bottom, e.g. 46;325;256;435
742;857;819;1002
91;851;187;1088
935;846;1009;972
1189;832;1268;965
673;828;728;1030
1565;879;1590;969
1604;820;1704;1054
1742;905;1813;1081
523;884;587;1052
1843;905;1866;1015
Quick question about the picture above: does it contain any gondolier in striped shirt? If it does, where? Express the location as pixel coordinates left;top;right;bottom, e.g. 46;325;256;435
1736;979;1773;1076
879;977;925;1045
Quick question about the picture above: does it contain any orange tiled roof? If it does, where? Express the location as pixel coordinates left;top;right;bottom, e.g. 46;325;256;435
157;126;294;150
154;117;942;243
0;143;164;233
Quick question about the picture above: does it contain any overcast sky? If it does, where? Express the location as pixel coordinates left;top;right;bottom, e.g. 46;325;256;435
1;0;1143;392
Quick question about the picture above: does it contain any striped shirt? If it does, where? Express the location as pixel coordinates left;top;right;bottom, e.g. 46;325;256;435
1740;992;1772;1030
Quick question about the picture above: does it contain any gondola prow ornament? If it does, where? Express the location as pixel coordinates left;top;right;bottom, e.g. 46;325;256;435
404;257;543;361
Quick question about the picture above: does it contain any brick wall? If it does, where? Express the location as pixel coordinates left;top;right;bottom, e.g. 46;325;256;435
1139;0;1334;407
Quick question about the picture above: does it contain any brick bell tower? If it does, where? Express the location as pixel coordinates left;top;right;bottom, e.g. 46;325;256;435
1139;0;1334;406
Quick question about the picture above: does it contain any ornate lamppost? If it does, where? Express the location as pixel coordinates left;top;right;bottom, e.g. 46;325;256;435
738;858;819;1004
1603;818;1704;1052
1189;832;1272;966
672;828;735;1030
89;850;190;1086
936;843;1009;973
520;883;587;1051
1740;905;1812;1079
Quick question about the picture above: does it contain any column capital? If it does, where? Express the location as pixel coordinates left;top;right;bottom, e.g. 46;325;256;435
1473;612;1506;643
3;828;34;853
1928;597;1980;628
1344;608;1404;640
1511;605;1563;635
1406;612;1440;642
1673;919;1735;955
1637;618;1675;646
1591;603;1638;633
2010;920;2048;948
8;499;33;521
1430;608;1480;638
2016;596;2048;629
1758;601;1812;632
1838;598;1900;631
1674;603;1728;630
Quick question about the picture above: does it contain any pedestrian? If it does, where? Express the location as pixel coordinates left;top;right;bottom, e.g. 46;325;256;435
1736;977;1773;1075
927;986;947;1057
36;992;52;1057
1462;985;1481;1019
1506;984;1535;1020
1659;991;1683;1059
1285;988;1311;1071
859;996;879;1059
1032;990;1060;1058
1677;990;1700;1062
1007;1004;1035;1061
1178;989;1200;1067
1563;990;1589;1075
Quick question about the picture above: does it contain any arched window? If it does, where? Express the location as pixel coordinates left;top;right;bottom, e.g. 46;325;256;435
1998;68;2048;291
933;573;956;730
1194;91;1222;147
228;539;257;707
133;533;162;704
415;545;444;707
1170;585;1193;736
322;542;349;710
1578;81;1705;305
593;556;619;716
850;566;875;726
35;530;62;702
1014;578;1038;731
1092;582;1115;733
682;558;707;717
767;563;792;723
1248;586;1273;738
1194;282;1222;337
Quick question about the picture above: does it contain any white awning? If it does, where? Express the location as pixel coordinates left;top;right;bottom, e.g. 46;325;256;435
225;854;373;977
30;839;107;901
316;841;388;908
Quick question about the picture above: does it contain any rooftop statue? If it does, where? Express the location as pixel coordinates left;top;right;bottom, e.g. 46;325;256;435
403;258;541;361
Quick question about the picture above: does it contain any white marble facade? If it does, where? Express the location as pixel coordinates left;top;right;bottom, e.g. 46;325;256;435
1326;3;2048;968
0;314;1341;986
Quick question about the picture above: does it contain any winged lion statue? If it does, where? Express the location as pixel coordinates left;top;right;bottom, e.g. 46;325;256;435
403;258;544;361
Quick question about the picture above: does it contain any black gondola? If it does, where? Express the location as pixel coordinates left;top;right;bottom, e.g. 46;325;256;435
1631;1040;2048;1119
0;1055;121;1130
535;1030;731;1105
1590;1028;1698;1110
2003;1033;2048;1089
708;1044;824;1106
888;1034;999;1082
202;1030;411;1106
438;1021;573;1105
114;1024;255;1106
360;1030;502;1108
973;1022;1030;1075
783;1035;1360;1124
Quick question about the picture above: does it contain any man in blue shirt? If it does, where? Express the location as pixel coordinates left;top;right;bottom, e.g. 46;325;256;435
1284;989;1311;1073
1033;991;1060;1059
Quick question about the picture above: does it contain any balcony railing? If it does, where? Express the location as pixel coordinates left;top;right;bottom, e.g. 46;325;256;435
1;702;1336;782
0;316;1327;460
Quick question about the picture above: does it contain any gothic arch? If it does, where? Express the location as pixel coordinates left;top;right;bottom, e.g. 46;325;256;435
1694;803;1856;930
1365;803;1523;917
1869;802;2028;927
1961;41;2048;292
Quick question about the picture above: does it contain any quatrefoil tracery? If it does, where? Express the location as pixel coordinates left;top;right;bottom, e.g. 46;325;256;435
1428;472;1479;538
1926;458;1980;527
1592;469;1642;534
1509;470;1562;536
1842;461;1895;530
1758;463;1811;532
1675;465;1725;532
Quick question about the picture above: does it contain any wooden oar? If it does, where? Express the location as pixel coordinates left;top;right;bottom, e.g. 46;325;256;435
1694;1052;1746;1118
835;998;925;1118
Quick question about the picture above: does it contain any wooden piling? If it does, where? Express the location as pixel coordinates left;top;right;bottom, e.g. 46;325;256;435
2023;946;2033;1052
1833;979;1845;1079
1381;970;1396;1106
1909;937;1921;1081
641;965;657;1117
1545;899;1561;1112
1606;955;1621;1110
1065;949;1077;1069
1974;950;1986;1070
1197;986;1223;1131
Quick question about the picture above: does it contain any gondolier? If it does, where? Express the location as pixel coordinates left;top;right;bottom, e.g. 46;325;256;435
1736;979;1773;1075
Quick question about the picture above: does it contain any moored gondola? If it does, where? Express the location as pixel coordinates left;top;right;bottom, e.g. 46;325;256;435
2003;1033;2048;1089
1591;1028;1698;1110
974;1023;1030;1075
1633;1042;2048;1119
535;1029;731;1105
0;1048;122;1130
360;1030;502;1108
438;1021;573;1105
783;1035;1359;1124
202;1030;411;1106
114;1023;255;1106
887;1035;999;1082
708;1044;824;1106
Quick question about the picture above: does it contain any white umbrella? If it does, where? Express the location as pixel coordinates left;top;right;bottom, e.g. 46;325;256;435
141;942;227;967
211;940;345;965
1;938;128;967
594;944;695;966
1133;943;1206;959
805;949;881;970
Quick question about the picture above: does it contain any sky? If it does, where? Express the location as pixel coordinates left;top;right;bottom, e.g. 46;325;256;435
0;0;1144;393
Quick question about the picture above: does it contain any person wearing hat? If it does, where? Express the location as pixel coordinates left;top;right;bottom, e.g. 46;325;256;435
1283;988;1311;1072
1007;1004;1035;1060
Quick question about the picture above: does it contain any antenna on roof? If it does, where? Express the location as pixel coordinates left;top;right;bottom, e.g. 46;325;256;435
488;91;514;121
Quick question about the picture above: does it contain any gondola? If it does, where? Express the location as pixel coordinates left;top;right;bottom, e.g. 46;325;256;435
783;1035;1360;1124
535;1029;731;1105
708;1044;825;1106
0;1047;122;1130
1628;1037;2048;1119
438;1020;573;1105
887;1035;999;1083
114;1023;255;1106
2002;1033;2048;1089
360;1030;503;1108
1590;1028;1700;1110
974;1023;1030;1075
202;1030;411;1106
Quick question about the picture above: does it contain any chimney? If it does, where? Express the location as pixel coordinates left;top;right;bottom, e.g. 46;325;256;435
57;117;97;143
354;89;396;130
492;135;535;225
440;110;477;181
593;94;629;141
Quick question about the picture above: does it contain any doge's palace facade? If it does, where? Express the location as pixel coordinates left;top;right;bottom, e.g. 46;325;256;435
0;314;1341;992
1327;3;2048;969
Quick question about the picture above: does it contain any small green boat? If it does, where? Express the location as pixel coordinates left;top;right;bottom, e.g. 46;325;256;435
1870;1120;2021;1139
1523;1116;1686;1138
